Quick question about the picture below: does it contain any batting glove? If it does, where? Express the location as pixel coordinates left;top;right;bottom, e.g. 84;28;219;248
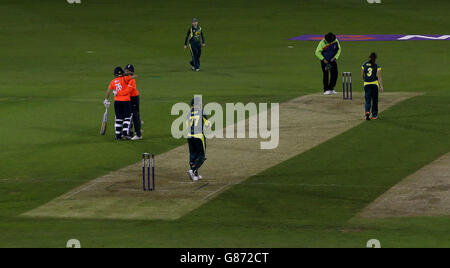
103;99;111;108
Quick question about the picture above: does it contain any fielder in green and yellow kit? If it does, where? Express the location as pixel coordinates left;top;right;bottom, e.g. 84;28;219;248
184;18;205;72
362;52;384;120
186;97;210;181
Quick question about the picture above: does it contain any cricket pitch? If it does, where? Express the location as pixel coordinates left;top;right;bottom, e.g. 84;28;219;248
23;92;419;220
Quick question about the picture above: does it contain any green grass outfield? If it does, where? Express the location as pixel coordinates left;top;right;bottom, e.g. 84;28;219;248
0;0;449;247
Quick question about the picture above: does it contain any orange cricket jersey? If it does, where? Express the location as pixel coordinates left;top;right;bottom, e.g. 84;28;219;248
108;77;132;101
124;75;139;97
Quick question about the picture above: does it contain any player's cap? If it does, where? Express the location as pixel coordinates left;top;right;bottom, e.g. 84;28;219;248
124;64;135;73
192;18;199;22
114;66;124;76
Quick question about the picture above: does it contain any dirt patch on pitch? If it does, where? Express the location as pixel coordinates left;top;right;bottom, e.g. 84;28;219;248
358;152;450;218
24;92;419;220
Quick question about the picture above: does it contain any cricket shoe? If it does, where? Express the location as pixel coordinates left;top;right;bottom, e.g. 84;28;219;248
371;117;377;120
331;90;337;95
122;135;133;140
194;171;202;180
188;170;198;181
365;112;371;121
323;90;332;95
131;135;142;140
195;69;200;72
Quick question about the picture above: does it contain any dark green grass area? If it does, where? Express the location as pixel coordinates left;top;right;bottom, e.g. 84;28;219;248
0;0;449;247
1;95;449;248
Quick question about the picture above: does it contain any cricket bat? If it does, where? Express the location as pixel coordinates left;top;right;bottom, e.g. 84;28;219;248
100;107;108;135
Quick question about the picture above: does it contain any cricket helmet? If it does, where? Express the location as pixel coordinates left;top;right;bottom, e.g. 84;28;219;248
114;66;124;76
124;64;135;73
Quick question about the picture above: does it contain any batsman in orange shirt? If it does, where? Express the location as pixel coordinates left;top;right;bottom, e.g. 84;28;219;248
104;67;133;140
123;64;142;140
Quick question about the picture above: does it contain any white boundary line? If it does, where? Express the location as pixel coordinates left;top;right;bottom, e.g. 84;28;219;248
64;181;102;199
202;185;228;201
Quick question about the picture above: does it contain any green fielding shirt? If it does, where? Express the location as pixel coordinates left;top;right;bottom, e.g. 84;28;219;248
362;61;381;86
186;109;210;139
185;26;205;45
315;39;342;61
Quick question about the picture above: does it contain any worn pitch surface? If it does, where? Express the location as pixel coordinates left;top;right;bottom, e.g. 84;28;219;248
359;152;450;218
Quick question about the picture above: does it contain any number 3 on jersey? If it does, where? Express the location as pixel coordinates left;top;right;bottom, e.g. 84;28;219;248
367;67;373;77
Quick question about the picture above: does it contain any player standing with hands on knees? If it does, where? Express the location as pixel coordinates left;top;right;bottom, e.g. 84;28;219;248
362;52;384;120
104;67;133;140
315;32;341;95
184;18;205;72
